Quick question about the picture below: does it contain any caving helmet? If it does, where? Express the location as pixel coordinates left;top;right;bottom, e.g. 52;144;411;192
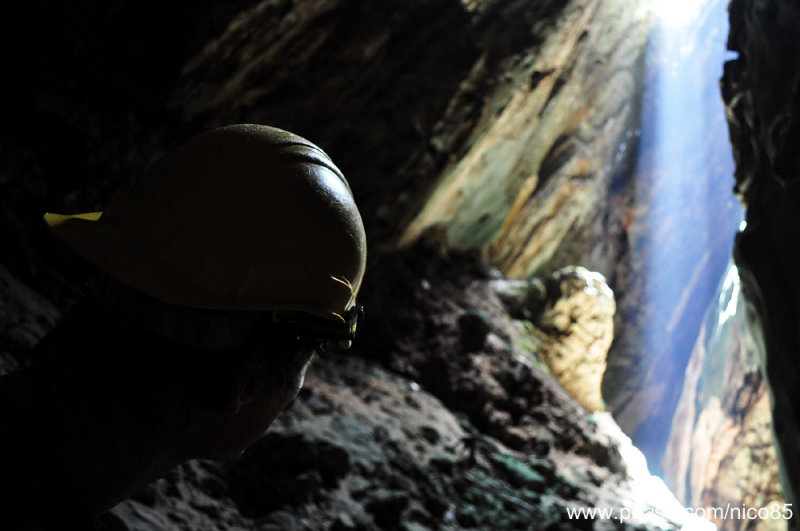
45;124;367;347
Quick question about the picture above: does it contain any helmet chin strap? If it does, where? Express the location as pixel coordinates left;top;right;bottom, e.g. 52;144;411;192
93;275;363;351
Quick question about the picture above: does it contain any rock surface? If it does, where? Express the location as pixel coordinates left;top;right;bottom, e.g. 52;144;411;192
663;263;784;530
0;264;60;375
492;267;615;412
396;0;648;281
533;267;615;412
164;0;671;465
360;244;622;466
723;0;800;525
105;355;677;530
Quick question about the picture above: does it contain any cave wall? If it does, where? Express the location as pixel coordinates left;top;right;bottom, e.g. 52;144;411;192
0;1;708;527
664;262;783;529
1;0;642;257
723;0;800;525
0;0;737;479
396;0;648;282
4;1;794;526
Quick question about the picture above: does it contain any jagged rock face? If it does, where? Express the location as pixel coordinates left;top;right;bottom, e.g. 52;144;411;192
663;264;783;530
106;355;679;530
397;0;648;282
723;0;800;522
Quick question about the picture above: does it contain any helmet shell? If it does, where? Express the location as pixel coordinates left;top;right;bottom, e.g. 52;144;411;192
46;124;366;322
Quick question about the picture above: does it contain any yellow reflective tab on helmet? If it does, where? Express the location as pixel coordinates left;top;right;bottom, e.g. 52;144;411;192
44;211;103;226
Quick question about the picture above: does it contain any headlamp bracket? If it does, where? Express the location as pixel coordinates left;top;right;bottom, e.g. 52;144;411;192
274;305;364;342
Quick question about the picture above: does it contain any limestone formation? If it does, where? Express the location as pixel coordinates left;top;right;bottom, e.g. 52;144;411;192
480;266;616;412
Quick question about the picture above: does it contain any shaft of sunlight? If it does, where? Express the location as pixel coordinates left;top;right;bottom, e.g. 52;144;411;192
631;0;743;473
